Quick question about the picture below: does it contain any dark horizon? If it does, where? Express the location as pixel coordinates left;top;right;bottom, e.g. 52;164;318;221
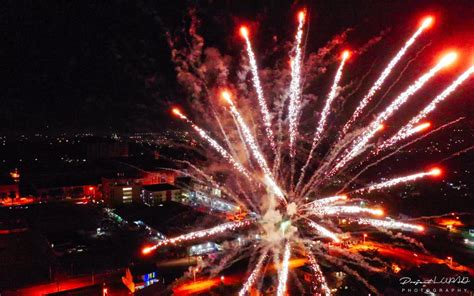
2;0;473;134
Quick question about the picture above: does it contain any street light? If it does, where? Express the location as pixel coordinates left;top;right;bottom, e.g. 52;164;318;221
363;233;367;244
447;256;453;267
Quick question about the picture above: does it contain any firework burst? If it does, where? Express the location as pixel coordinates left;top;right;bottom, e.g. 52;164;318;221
145;9;473;295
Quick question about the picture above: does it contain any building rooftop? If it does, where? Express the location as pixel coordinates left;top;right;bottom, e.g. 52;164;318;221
142;183;179;192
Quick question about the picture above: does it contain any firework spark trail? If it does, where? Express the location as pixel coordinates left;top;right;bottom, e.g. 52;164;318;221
337;117;464;193
305;250;331;296
211;243;257;277
361;42;432;123
436;145;474;164
240;27;276;152
142;220;253;254
340;17;433;138
238;251;268;296
331;52;457;175
353;168;441;194
378;65;474;151
288;11;306;158
172;108;252;181
312;205;384;217
301;120;385;197
223;92;286;200
302;194;348;209
357;218;424;232
306;220;340;242
230;111;253;166
276;242;291;296
299;129;356;198
296;51;350;192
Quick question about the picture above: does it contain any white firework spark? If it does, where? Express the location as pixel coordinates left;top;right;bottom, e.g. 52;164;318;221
297;51;350;191
238;251;268;296
276;242;291;296
288;11;306;157
240;26;276;152
357;218;424;232
353;167;441;194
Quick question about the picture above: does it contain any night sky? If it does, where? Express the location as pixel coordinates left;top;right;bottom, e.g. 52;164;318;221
2;0;473;133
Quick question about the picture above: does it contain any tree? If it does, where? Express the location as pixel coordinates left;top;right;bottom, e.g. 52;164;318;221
9;190;16;205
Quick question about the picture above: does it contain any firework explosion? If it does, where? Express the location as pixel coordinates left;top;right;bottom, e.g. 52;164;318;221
145;10;473;295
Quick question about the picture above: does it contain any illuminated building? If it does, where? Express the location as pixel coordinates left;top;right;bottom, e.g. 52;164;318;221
188;241;223;256
141;183;183;205
102;169;178;205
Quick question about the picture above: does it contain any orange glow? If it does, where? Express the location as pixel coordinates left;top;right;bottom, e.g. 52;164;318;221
429;167;442;176
174;278;221;295
269;258;307;271
439;52;458;67
221;90;232;104
377;123;385;131
142;246;153;255
298;11;305;23
363;233;368;237
421;16;434;29
349;241;474;275
374;209;385;216
340;194;348;200
239;26;249;38
173;276;239;295
415;122;431;131
342;50;351;60
172;107;182;116
436;218;464;227
10;170;20;180
416;225;425;232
